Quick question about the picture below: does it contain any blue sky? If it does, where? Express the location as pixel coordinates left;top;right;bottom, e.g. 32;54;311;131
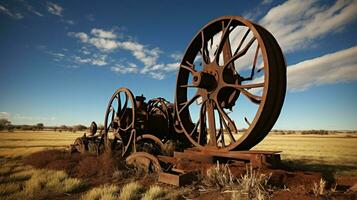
0;0;356;130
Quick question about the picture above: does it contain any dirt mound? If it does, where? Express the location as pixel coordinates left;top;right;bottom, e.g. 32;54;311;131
24;149;128;184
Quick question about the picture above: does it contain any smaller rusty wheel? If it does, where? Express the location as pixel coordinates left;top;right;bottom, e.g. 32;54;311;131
99;87;137;155
126;152;162;173
147;98;174;141
88;121;97;136
72;137;87;153
136;134;165;155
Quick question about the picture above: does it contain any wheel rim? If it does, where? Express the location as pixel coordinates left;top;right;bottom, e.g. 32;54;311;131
175;16;286;151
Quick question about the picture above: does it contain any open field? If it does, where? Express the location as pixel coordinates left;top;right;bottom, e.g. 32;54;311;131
0;131;82;158
0;131;356;199
1;131;357;169
254;134;357;176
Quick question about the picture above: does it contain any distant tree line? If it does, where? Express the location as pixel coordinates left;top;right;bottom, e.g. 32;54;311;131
272;129;330;135
0;118;88;133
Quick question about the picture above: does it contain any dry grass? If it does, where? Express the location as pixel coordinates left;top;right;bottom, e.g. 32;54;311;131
234;165;271;200
81;184;120;200
204;163;271;200
0;182;21;196
119;182;144;200
205;161;235;188
312;178;326;196
141;185;167;200
21;169;84;195
0;158;84;200
253;134;357;169
0;131;82;158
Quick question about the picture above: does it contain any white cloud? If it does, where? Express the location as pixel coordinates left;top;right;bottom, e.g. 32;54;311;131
259;0;357;52
0;112;10;119
69;28;181;79
169;52;183;61
111;63;138;74
91;54;108;66
88;37;119;52
0;4;23;19
149;72;165;80
74;56;91;64
47;2;63;16
74;55;107;66
262;0;273;5
70;32;89;43
288;46;357;91
91;28;117;39
118;41;161;67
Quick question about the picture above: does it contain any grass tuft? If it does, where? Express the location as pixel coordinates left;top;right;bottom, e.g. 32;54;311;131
205;161;235;188
312;178;326;196
81;184;119;200
235;165;271;200
0;183;21;196
119;182;144;200
141;185;166;200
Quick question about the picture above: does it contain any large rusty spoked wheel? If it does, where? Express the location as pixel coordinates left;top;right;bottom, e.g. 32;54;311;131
100;87;137;155
175;16;286;151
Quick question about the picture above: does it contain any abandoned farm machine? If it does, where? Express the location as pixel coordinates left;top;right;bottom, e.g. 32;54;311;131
70;16;286;186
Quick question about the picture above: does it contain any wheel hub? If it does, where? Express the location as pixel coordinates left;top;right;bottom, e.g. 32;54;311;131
192;71;217;91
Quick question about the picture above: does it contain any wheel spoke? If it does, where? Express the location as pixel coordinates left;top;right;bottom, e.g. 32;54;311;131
200;31;210;64
217;110;236;143
178;94;200;114
206;100;217;146
190;120;200;136
224;82;263;104
244;117;251;126
180;63;197;74
233;29;250;56
217;113;225;148
198;101;207;144
223;37;256;70
242;45;260;81
180;84;197;88
225;82;265;89
214;99;238;136
215;19;233;63
120;93;128;119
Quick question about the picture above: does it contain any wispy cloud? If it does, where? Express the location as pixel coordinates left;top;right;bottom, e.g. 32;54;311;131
73;54;107;66
91;28;117;39
0;112;10;119
288;46;357;91
259;0;357;52
47;2;63;16
0;4;23;19
23;2;43;17
69;28;179;79
262;0;273;5
169;52;183;61
111;63;138;74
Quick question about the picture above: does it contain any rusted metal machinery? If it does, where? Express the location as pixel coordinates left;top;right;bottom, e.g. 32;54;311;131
70;16;286;185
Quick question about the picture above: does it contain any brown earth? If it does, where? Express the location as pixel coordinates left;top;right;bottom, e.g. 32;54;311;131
24;149;357;200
